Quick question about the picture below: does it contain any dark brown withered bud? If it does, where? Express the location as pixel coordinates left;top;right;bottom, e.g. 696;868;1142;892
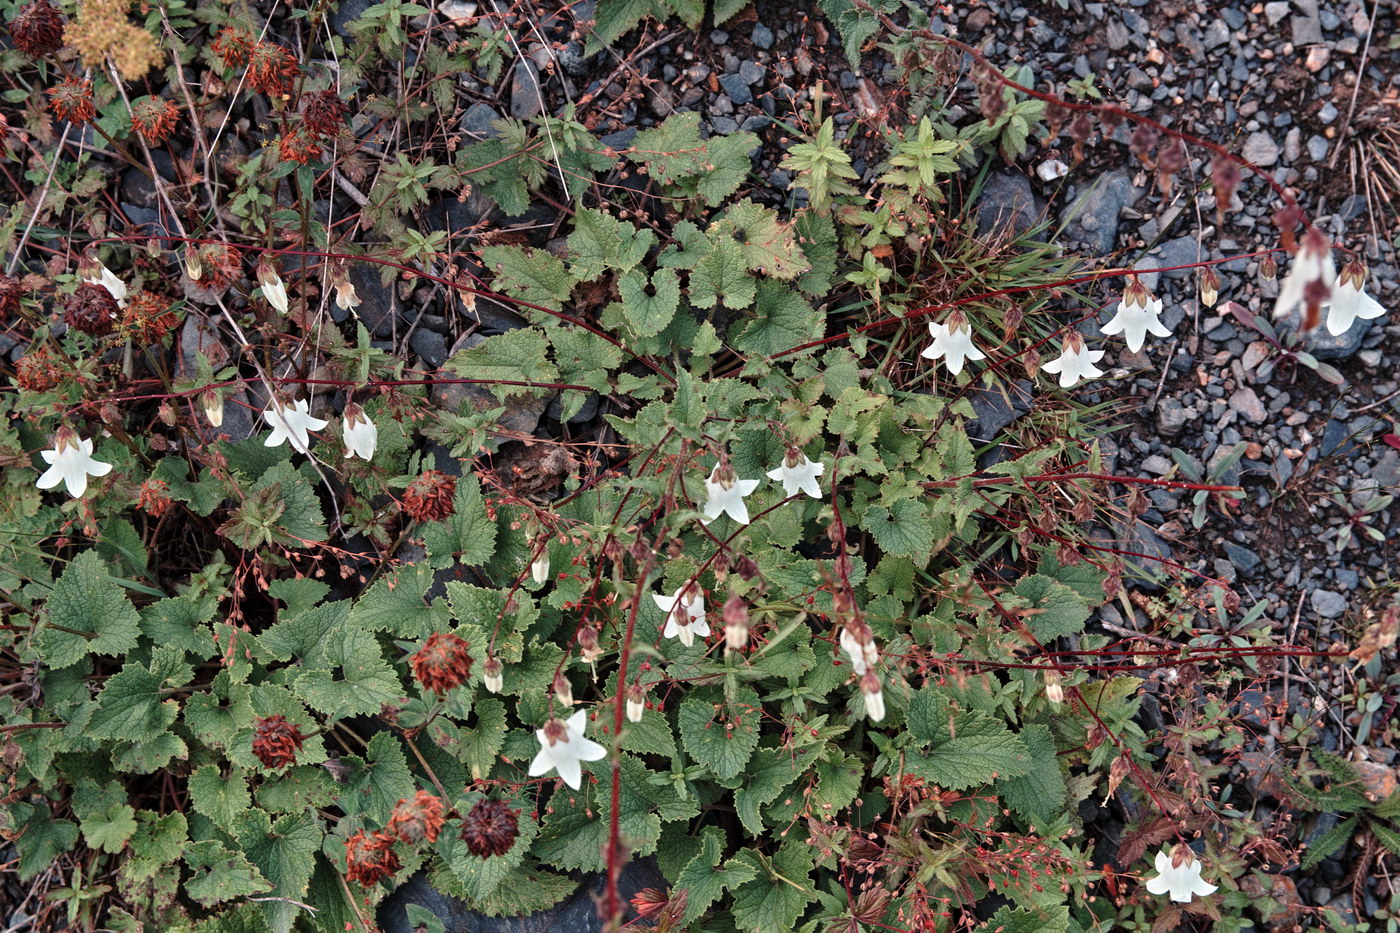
1156;138;1186;194
459;798;519;858
734;555;760;582
64;282;119;336
10;0;64;57
1210;153;1242;219
301;89;349;137
1128;123;1159;166
0;273;23;319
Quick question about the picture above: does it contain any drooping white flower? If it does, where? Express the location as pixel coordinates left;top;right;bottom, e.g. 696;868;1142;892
1041;333;1106;388
528;709;606;790
531;554;550;585
1145;848;1218;904
1323;261;1387;336
36;427;112;498
341;404;377;460
625;685;645;723
920;315;986;376
839;626;879;676
263;398;329;454
700;462;761;526
1272;230;1335;323
766;448;825;499
201;389;224;428
653;584;709;648
257;260;289;314
860;671;885;723
334;275;361;312
482;655;503;693
1101;277;1171;353
85;262;128;308
1044;669;1064;705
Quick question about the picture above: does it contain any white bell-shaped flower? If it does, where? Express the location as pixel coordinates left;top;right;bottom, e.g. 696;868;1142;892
341;404;377;460
527;709;606;790
700;461;760;526
766;448;825;499
36;427;112;498
84;261;128;308
1041;332;1106;388
1145;848;1218;904
1101;277;1172;353
257;260;289;314
263;398;329;454
920;314;986;376
1272;230;1336;323
653;584;709;647
1323;260;1387;336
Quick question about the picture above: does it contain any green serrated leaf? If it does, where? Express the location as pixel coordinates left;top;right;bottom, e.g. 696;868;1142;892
37;550;141;669
679;693;762;781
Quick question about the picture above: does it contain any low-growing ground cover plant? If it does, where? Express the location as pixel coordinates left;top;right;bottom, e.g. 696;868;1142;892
0;0;1395;931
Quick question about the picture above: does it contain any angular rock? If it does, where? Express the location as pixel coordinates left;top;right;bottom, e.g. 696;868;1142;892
975;172;1045;239
1310;588;1347;619
1242;131;1280;167
1228;387;1267;423
511;60;544;119
1061;170;1138;255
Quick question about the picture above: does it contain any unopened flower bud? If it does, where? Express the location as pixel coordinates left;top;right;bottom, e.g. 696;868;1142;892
483;655;503;693
722;593;749;654
1199;267;1220;309
625;684;645;723
578;626;600;664
158;400;177;426
1260;254;1278;281
552;671;574;706
1045;668;1064;704
185;248;203;281
531;553;550;585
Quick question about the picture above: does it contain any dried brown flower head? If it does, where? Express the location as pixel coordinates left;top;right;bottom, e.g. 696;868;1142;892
211;27;254;69
10;0;64;57
409;631;473;695
47;78;95;124
120;290;180;342
344;830;401;886
251;714;304;769
276;127;323;165
15;346;66;393
65;0;161;80
246;42;300;96
129;97;179;145
402;470;457;523
191;243;242;291
64;282;118;336
301;90;349;137
136;478;173;517
0;274;24;319
458;798;518;858
386;790;445;844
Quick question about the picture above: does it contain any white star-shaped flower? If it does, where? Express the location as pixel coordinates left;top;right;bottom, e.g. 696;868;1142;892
1273;234;1336;322
766;450;825;499
527;709;606;790
263;398;328;454
85;263;128;308
37;430;113;498
1101;284;1172;353
342;405;377;460
1041;337;1106;388
1323;276;1386;336
920;320;986;376
1145;849;1218;904
700;463;761;525
653;586;709;647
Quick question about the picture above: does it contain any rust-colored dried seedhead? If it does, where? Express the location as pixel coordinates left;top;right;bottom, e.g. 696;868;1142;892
47;78;95;124
277;127;323;165
251;714;304;769
344;830;401;886
211;27;254;69
386;789;445;844
121;291;180;342
402;470;457;523
16;346;66;393
246;42;300;96
64;282;119;336
130;97;180;145
409;631;473;695
458;798;519;858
